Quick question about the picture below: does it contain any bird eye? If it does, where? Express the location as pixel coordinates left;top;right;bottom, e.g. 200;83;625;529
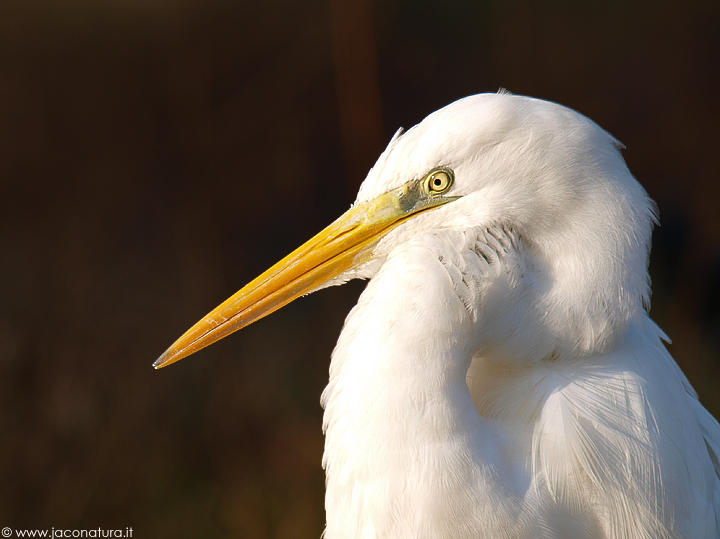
425;168;454;194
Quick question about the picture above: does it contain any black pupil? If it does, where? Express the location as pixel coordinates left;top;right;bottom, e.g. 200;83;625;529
433;178;443;187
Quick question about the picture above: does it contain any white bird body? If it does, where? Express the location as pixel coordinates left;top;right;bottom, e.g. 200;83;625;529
157;93;720;538
321;94;720;538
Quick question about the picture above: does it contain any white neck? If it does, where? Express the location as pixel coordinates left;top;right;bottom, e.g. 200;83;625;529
320;231;525;539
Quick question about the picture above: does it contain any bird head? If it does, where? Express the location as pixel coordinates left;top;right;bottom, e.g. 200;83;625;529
155;92;655;368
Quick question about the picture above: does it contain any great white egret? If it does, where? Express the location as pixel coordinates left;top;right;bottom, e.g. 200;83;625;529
155;93;720;538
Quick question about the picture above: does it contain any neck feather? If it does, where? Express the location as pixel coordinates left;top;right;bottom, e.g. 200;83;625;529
320;232;523;538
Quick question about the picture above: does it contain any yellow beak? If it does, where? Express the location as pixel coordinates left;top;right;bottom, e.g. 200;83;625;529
154;177;458;368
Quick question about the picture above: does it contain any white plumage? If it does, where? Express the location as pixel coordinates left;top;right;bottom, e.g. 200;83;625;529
156;92;720;538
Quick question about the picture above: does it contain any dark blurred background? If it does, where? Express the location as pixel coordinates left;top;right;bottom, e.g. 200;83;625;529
1;0;718;536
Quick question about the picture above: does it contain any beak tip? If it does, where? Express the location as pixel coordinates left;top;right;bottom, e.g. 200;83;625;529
153;351;173;369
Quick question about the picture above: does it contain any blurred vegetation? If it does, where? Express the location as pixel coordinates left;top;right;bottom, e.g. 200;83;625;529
0;0;718;537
